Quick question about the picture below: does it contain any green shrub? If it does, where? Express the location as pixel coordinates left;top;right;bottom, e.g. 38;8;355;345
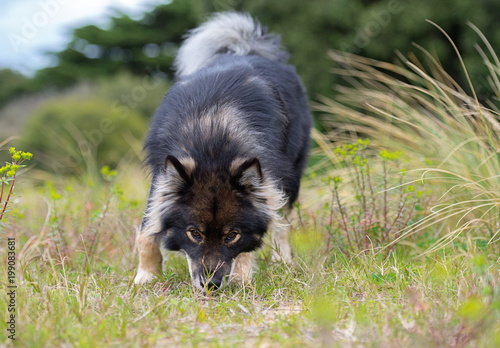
21;97;147;175
95;72;169;120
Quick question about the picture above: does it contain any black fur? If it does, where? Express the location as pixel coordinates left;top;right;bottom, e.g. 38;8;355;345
145;55;311;203
138;14;311;289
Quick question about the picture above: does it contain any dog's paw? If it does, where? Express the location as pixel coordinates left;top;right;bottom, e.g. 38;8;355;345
231;267;252;284
134;269;157;284
231;252;255;284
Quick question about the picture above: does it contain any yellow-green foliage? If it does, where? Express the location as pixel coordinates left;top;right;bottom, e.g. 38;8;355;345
0;147;32;223
5;170;498;347
4;21;500;348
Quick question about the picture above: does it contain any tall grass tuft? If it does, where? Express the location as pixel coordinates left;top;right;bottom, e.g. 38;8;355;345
314;23;500;254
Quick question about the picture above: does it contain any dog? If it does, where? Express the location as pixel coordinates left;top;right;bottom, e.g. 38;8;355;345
134;12;312;290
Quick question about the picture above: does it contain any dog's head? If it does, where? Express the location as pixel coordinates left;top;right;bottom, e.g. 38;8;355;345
150;155;278;290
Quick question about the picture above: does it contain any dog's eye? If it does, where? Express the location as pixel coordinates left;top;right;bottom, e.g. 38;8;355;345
189;229;203;241
225;231;239;243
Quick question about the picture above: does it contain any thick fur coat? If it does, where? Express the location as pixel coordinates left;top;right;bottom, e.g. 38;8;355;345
134;12;311;289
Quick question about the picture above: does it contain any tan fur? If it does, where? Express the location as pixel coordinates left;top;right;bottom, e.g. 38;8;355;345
271;224;292;263
234;159;291;263
184;105;265;152
178;157;196;176
254;174;289;258
136;104;291;287
190;171;242;226
134;232;163;284
229;157;247;174
271;207;292;263
230;252;255;284
187;230;205;244
224;231;241;245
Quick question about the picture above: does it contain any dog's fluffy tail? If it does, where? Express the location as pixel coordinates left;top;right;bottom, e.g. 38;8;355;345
175;12;288;78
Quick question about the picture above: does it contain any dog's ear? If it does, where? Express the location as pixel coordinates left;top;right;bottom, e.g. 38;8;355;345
164;155;195;186
230;158;263;190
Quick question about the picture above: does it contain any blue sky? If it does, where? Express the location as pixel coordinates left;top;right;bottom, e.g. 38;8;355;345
0;0;167;75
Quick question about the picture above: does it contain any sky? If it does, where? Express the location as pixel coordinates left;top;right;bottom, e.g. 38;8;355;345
0;0;167;75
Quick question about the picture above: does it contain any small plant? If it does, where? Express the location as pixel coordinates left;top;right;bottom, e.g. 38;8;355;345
0;147;32;225
324;139;430;255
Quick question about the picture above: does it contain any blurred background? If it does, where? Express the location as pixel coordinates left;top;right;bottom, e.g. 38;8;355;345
2;0;500;176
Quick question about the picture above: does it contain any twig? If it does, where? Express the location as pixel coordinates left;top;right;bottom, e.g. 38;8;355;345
333;184;354;252
0;172;16;222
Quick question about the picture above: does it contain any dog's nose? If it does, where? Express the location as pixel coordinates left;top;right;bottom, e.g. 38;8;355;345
201;275;223;290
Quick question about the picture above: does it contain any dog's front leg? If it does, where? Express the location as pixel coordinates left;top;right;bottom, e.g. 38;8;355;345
231;252;255;285
134;232;163;284
271;223;292;263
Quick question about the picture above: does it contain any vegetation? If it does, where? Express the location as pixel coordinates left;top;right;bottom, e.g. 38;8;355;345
0;144;499;346
5;0;500;104
0;146;32;224
1;1;500;347
320;139;432;256
18;73;168;176
2;39;500;344
0;70;34;108
315;22;500;255
32;0;202;89
20;97;146;176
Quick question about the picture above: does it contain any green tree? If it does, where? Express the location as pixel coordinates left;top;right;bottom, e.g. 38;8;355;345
10;0;500;107
33;0;203;89
203;0;500;100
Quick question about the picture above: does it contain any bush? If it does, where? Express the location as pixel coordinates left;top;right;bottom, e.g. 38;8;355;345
315;28;500;252
0;69;34;108
21;97;147;176
209;0;500;101
95;72;169;121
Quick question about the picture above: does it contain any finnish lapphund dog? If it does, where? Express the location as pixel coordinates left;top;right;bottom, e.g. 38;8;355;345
134;12;311;290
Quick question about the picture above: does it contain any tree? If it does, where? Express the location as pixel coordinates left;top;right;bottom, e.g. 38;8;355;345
203;0;500;101
13;0;500;105
33;0;203;89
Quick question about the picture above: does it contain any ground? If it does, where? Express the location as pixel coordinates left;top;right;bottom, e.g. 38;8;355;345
1;170;499;347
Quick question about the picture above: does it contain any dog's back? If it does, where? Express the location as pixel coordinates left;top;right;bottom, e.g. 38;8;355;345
136;13;312;289
146;12;311;204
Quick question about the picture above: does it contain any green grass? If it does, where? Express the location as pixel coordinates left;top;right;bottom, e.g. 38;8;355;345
2;26;500;347
0;169;499;347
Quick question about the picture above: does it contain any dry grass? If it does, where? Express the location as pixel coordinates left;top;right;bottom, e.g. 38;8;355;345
0;157;497;347
1;24;500;347
313;23;500;255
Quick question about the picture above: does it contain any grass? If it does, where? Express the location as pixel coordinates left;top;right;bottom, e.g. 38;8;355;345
2;25;500;347
0;163;498;347
313;24;500;255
